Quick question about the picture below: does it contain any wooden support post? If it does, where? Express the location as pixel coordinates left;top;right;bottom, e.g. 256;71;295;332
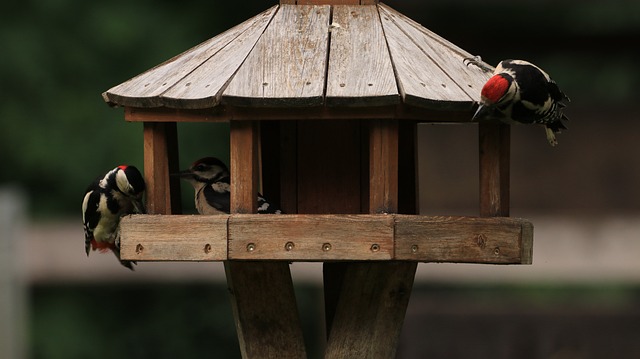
229;121;259;214
369;120;398;214
225;120;306;359
479;123;510;217
325;120;417;359
143;122;181;214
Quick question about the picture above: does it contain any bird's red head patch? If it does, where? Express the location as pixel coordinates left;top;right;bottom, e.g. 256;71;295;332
481;74;511;104
118;165;128;170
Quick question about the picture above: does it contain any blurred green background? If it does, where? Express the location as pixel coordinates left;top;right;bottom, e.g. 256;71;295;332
2;0;640;358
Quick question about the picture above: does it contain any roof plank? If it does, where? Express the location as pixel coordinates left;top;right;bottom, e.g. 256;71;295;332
379;5;475;110
379;4;492;101
223;5;331;107
159;6;276;109
102;6;278;108
325;5;399;107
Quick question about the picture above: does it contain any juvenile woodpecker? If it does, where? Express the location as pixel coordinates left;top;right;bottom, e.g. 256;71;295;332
471;59;570;146
82;165;146;270
177;157;282;215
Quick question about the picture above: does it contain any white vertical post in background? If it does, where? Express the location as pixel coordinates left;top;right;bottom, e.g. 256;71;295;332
0;187;26;359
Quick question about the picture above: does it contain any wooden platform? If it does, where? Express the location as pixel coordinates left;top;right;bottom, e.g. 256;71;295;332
119;214;533;264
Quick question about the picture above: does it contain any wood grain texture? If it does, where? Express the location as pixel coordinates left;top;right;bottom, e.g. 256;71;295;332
230;121;259;214
119;215;227;261
103;6;277;108
143;122;181;214
296;121;363;214
223;5;330;107
298;0;359;4
368;120;399;213
325;119;415;359
106;2;491;111
395;215;532;264
479;123;510;217
324;262;416;359
124;104;473;122
227;119;306;358
378;4;492;101
224;261;307;358
116;214;533;263
228;214;394;260
521;219;534;265
325;5;399;106
378;4;475;109
160;8;276;109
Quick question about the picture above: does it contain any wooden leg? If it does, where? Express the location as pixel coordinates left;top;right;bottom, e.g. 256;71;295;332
479;123;510;217
143;122;181;215
324;262;417;358
224;261;306;359
226;120;306;358
324;120;417;359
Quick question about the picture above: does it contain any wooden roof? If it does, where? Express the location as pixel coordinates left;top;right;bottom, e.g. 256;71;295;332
103;3;493;112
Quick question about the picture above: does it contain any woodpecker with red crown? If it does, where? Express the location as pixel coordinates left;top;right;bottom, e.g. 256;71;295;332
82;165;146;270
470;59;570;146
177;157;282;215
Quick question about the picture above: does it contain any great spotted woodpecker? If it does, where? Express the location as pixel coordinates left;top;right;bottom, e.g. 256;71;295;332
470;59;570;146
177;157;282;215
82;165;145;270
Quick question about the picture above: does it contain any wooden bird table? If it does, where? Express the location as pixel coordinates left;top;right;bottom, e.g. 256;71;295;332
104;1;533;357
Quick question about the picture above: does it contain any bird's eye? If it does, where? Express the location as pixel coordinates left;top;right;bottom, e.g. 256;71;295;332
194;164;206;171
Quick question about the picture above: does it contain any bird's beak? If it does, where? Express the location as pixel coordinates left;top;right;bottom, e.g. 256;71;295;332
132;199;146;214
472;104;488;121
171;169;193;179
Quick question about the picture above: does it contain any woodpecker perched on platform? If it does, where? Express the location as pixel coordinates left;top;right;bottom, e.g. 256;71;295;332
82;165;146;270
177;157;282;215
471;59;570;146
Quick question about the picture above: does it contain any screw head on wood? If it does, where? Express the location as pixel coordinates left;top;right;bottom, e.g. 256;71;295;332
370;244;380;252
411;244;419;253
322;243;332;252
204;243;212;254
135;244;144;254
247;243;256;252
285;242;295;251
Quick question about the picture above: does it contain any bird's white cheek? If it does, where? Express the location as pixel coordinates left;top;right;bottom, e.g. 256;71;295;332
116;171;133;194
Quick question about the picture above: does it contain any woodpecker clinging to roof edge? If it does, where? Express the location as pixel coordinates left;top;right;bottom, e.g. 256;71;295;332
469;59;570;146
177;157;282;215
82;165;146;270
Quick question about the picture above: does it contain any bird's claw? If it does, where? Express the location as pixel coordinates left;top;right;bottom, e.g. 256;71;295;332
463;56;494;73
545;127;558;146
